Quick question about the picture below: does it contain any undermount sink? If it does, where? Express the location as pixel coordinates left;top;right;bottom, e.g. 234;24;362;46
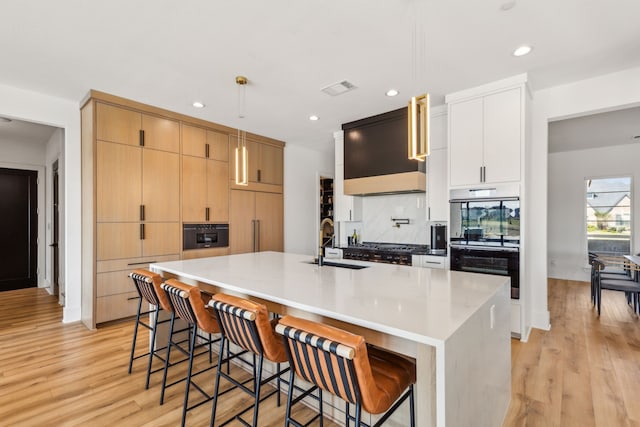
305;260;369;270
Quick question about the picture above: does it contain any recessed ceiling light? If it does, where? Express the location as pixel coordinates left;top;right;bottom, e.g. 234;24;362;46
513;45;532;57
309;115;319;121
386;89;399;97
500;1;516;11
0;117;12;123
192;101;205;108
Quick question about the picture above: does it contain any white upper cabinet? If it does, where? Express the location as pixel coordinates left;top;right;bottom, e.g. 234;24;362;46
447;75;526;188
426;107;448;222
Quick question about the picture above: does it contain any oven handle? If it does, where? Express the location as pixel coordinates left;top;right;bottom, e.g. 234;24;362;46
449;196;519;203
450;244;519;253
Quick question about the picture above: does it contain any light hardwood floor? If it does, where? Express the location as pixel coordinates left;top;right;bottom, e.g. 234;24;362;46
1;280;638;426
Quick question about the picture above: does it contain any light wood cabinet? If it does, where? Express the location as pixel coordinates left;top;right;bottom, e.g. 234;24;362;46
230;190;283;254
448;86;522;187
82;91;284;328
229;137;283;191
96;103;179;153
182;125;230;223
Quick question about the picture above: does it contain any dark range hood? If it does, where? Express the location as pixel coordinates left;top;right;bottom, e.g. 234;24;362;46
342;107;426;195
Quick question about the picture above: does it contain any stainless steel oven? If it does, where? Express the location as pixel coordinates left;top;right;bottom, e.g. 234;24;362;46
449;185;520;298
450;246;520;299
183;223;229;250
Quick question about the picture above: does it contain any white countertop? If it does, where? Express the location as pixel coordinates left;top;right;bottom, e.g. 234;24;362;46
151;251;509;346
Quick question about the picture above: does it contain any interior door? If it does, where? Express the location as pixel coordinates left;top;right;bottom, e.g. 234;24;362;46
0;168;38;291
52;160;59;297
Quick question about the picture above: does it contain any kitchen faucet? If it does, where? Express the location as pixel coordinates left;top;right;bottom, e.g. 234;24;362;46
318;234;335;267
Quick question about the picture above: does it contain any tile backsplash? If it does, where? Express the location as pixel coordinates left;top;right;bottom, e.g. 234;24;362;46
360;193;428;244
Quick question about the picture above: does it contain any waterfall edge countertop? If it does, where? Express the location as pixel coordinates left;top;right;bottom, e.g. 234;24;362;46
151;251;505;344
150;251;511;427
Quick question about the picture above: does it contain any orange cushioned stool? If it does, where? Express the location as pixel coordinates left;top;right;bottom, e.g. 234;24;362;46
276;315;416;427
208;293;290;427
128;269;173;388
161;279;221;427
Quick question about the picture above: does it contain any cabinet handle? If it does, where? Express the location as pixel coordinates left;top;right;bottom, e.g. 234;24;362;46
206;207;210;221
251;220;256;252
127;260;157;266
205;143;210;158
139;130;145;147
257;169;261;182
480;166;483;183
140;205;145;221
127;296;141;301
428;207;431;221
140;224;145;240
256;219;260;252
349;209;352;221
425;261;441;265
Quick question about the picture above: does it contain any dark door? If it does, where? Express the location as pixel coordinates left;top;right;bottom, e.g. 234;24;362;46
0;168;38;291
52;161;59;296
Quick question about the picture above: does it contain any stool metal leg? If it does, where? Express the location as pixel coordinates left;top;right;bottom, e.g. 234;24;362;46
145;305;160;389
210;337;227;427
181;323;198;427
128;296;144;374
160;312;176;405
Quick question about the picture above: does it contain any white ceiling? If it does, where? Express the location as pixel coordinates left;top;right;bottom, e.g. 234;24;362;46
1;0;640;153
549;106;640;153
0;118;57;145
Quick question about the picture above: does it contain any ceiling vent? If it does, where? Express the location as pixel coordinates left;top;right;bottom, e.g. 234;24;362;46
321;80;357;96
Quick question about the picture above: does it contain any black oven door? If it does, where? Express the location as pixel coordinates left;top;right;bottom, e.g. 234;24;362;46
450;246;519;299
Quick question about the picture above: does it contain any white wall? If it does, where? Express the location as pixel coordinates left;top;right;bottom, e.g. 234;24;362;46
45;129;65;303
284;144;334;256
548;143;640;281
530;65;640;331
0;83;81;323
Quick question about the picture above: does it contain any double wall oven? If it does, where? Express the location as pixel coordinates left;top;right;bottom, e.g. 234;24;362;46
449;186;520;299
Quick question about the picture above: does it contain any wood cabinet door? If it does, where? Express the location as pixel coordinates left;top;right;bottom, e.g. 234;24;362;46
258;144;283;185
449;97;483;187
207;130;229;162
96;223;142;260
230;190;256;254
256;192;283;252
182;155;207;222
182;124;207;158
96;103;141;146
96;141;142;222
208;160;229;222
483;87;521;183
142;222;181;257
141;114;180;153
229;136;259;183
142;149;180;222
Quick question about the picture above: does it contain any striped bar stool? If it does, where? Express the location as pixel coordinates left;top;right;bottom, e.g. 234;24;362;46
128;269;172;388
276;315;416;427
160;279;221;427
208;293;289;427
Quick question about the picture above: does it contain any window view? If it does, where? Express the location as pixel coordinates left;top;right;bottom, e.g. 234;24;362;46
586;177;631;256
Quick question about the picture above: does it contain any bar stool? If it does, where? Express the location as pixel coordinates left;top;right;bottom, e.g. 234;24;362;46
276;315;416;427
208;293;290;427
160;279;221;427
128;269;172;388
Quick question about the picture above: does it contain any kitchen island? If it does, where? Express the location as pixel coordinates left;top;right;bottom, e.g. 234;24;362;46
151;252;510;427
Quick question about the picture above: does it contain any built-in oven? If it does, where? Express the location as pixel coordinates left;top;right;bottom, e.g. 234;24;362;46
450;246;520;299
449;184;521;298
183;223;229;250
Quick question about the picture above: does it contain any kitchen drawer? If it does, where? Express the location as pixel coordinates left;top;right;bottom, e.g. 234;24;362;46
96;292;140;323
97;270;137;297
412;255;447;269
97;254;180;274
182;247;229;260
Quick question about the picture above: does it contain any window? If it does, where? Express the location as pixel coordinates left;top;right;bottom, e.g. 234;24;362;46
586;177;631;257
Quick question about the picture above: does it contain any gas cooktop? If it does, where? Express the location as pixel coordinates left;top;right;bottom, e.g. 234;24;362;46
342;242;430;266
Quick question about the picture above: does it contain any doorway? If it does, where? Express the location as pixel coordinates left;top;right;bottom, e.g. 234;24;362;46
52;160;60;297
0;167;38;291
319;176;334;255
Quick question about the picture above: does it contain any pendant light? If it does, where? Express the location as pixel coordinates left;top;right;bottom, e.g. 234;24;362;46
235;76;249;186
407;0;430;161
